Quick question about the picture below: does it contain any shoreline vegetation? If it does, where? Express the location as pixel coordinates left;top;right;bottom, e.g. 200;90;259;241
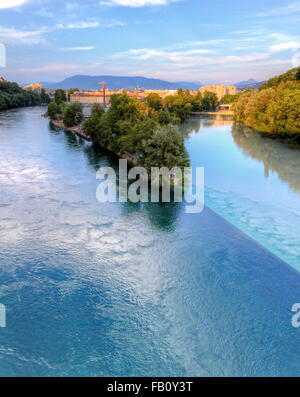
0;80;50;111
47;89;219;171
232;66;300;144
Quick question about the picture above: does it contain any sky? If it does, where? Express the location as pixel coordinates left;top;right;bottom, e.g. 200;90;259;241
0;0;299;84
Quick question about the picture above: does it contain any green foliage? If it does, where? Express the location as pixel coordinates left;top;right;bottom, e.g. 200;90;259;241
47;102;60;119
156;109;173;125
118;119;158;153
63;102;84;127
0;80;43;111
83;92;190;169
91;103;105;118
54;89;67;104
222;94;238;104
164;93;192;122
47;101;66;119
202;91;218;111
233;69;300;139
41;88;51;104
146;93;163;111
191;92;203;111
138;124;190;171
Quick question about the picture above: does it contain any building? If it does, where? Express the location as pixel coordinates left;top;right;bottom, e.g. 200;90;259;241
70;89;148;106
199;85;237;100
70;90;114;106
218;104;233;111
22;83;43;94
143;89;178;98
69;88;181;106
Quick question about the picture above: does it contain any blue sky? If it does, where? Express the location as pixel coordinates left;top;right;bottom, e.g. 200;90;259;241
0;0;300;84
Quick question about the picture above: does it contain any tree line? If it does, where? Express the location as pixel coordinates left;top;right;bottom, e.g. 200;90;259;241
233;67;300;142
0;80;50;111
46;87;220;169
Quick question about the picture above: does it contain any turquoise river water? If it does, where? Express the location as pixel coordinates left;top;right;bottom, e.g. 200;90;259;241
0;107;300;376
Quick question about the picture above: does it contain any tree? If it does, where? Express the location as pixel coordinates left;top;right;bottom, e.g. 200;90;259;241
82;91;191;169
146;93;163;111
191;92;203;111
63;102;83;127
54;89;67;104
47;102;59;119
41;88;51;104
139;124;190;171
118;119;158;153
0;80;43;111
202;91;218;111
222;94;238;104
164;94;192;122
95;117;113;149
91;103;105;117
233;71;300;140
157;109;172;125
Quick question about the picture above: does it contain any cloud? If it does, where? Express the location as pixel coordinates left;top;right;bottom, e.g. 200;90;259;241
0;26;48;44
99;0;181;7
62;46;96;51
35;8;55;18
112;47;214;61
0;0;28;9
256;1;300;17
270;41;300;52
56;22;100;29
0;18;123;47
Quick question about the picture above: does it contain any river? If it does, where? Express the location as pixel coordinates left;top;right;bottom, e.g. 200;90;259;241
0;107;300;376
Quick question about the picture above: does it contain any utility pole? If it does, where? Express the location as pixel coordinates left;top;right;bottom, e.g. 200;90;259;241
97;81;107;107
102;81;106;108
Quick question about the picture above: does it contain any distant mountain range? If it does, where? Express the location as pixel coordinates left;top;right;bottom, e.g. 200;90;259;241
235;78;265;90
41;75;201;91
235;78;258;86
39;74;266;91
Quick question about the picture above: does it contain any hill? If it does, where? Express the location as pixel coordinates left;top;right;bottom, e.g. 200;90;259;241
41;75;201;91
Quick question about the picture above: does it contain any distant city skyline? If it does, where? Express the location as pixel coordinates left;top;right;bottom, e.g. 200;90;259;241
0;0;300;84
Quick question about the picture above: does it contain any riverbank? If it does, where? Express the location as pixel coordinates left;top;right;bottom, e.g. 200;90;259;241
50;119;91;141
50;118;138;165
233;122;300;148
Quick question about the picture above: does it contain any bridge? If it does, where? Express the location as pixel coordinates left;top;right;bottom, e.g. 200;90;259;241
191;111;234;120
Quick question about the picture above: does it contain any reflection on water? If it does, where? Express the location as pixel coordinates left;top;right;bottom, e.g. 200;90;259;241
204;118;234;128
184;116;300;270
52;123;183;232
232;123;300;193
181;117;201;137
